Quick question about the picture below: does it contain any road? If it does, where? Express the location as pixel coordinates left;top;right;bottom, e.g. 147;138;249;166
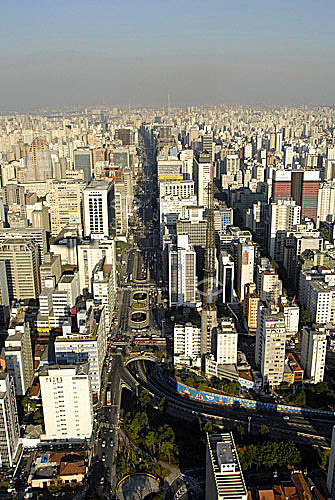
130;359;334;447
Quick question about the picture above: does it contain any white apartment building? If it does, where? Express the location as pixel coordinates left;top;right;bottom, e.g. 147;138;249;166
58;272;80;307
308;281;334;324
255;302;286;388
269;199;301;262
168;235;197;308
78;238;116;294
301;326;327;384
55;305;107;393
216;321;238;365
83;180;113;237
5;312;34;396
173;323;201;366
40;364;93;440
0;373;20;467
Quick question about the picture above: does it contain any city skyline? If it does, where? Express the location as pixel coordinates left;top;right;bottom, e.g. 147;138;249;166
1;0;335;110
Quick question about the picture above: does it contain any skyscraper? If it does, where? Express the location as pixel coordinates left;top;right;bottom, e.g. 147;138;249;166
0;238;40;300
236;241;256;301
74;148;93;182
40;364;93;440
0;373;20;468
301;326;327;384
83;180;113;238
168;235;197;308
48;179;86;237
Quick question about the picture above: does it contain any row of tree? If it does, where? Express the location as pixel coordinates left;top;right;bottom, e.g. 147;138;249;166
238;440;301;471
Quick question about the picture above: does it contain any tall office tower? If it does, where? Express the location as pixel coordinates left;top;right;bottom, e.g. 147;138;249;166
55;305;107;393
179;149;194;179
83;180;113;238
236;241;256;301
92;147;106;170
48;179;86;236
173;323;201;366
255;302;286;388
123;166;134;207
284;145;294;167
25;137;53;182
218;251;234;303
78;238;116;294
325;147;335;180
268;199;301;262
40;364;93;440
188;126;199;147
168;235;197;308
317;181;335;224
115;127;134;146
74;148;93;182
114;180;128;236
0;373;20;467
243;283;259;333
301;326;327;384
201;183;218;355
327;426;335;498
194;152;213;207
0;227;47;265
224;154;240;175
5;308;34;396
269;132;276;151
271;169;320;221
0;261;9;326
275;131;283;153
92;257;117;329
205;433;247;500
0;239;40;300
202;131;214;162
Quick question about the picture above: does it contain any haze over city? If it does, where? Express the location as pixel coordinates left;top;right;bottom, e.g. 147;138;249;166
1;0;335;110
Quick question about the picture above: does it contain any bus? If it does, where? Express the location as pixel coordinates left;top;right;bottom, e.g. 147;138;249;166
106;390;111;406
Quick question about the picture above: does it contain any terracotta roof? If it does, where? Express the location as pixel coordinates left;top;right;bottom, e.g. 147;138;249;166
292;473;312;500
258;490;275;500
59;460;86;477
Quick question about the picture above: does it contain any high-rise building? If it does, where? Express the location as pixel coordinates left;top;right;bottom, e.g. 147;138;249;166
0;238;40;300
202;131;214;162
0;373;20;467
168;235;197;308
236;241;256;301
271;169;320;221
255;302;286;388
205;433;247;500
301;326;327;384
40;364;93;440
55;305;107;393
78;238;116;294
173;323;201;366
0;261;10;326
0;227;47;265
74;148;93;182
48;179;85;237
25;138;52;182
243;283;259;333
194;152;213;207
269;199;301;262
83;181;113;238
114;180;128;236
5;307;34;396
92;257;117;329
218;251;234;303
215;319;238;365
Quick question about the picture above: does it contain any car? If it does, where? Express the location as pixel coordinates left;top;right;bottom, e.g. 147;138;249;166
283;415;290;420
100;476;105;485
110;439;114;447
101;453;106;462
102;440;106;447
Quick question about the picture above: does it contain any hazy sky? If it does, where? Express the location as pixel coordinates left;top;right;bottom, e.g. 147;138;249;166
1;0;334;110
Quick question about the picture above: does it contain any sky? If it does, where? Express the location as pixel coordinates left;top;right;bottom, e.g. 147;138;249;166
1;0;334;110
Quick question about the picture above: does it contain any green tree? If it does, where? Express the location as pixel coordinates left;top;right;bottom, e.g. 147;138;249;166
21;396;29;411
145;431;157;455
158;397;167;413
161;440;174;463
203;420;213;433
258;424;270;438
139;390;151;409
